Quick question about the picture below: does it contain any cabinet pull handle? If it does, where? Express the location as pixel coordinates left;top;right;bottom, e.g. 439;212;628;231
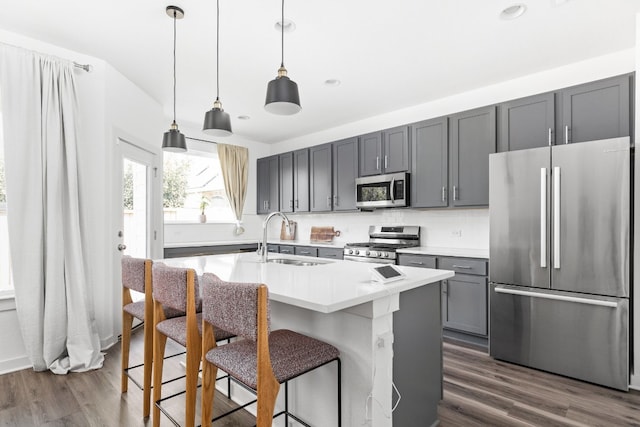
453;185;458;201
564;125;570;144
540;168;547;268
300;251;310;255
376;156;380;171
410;261;424;266
442;186;446;202
452;264;472;269
334;195;338;207
327;196;331;208
548;128;552;146
289;200;293;209
295;199;299;208
443;281;448;294
553;166;561;269
384;155;388;169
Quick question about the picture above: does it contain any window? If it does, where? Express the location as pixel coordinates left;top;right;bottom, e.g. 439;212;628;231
162;140;234;223
0;112;13;296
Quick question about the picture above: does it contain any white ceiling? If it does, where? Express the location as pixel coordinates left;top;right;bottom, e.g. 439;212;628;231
0;0;638;143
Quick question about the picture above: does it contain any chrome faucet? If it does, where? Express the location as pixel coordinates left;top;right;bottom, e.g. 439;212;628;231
258;211;291;262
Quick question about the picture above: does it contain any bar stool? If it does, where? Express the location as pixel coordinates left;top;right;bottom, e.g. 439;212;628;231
200;273;342;427
121;256;153;418
152;263;235;427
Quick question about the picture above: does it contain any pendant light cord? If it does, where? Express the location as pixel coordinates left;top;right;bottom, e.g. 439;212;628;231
216;0;220;101
172;9;177;124
280;0;285;67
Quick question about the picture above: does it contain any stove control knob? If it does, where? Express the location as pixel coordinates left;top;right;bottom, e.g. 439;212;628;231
355;250;360;255
380;252;387;258
348;249;354;255
365;250;371;256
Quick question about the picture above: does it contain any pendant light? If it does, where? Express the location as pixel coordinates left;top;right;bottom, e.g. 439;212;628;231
162;5;187;152
203;0;232;136
264;0;301;115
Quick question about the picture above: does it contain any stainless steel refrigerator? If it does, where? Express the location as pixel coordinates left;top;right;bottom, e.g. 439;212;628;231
489;136;631;391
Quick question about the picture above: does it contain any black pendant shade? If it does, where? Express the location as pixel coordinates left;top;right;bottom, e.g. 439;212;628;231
265;72;301;115
162;124;187;152
203;100;232;136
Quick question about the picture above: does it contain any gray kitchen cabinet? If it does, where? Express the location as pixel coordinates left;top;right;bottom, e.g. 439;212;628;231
267;244;279;253
294;246;318;257
332;137;358;211
293;149;310;212
359;126;410;177
310;143;333;212
257;155;279;214
561;74;631;144
410;117;448;208
279;245;295;254
397;253;437;269
498;92;555;152
450;106;496;207
439;256;488;336
317;247;344;260
279;152;294;213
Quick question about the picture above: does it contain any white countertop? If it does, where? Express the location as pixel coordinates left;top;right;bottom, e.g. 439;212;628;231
163;239;344;249
159;252;453;313
397;246;489;259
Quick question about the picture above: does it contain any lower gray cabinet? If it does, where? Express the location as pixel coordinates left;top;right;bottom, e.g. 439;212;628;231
317;247;344;260
442;273;487;335
397;254;436;268
279;245;295;254
294;246;318;257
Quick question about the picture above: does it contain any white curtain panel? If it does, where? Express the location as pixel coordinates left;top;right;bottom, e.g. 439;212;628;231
0;44;103;373
217;143;249;234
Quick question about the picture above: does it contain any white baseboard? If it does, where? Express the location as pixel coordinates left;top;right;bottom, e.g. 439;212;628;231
0;355;32;375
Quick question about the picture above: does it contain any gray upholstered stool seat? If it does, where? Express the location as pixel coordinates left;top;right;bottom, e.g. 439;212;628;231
123;300;145;320
205;329;339;390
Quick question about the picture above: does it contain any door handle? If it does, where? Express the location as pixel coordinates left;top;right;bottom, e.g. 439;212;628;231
564;125;570;144
453;185;458;201
376;156;380;171
442;280;448;294
494;286;617;308
548;128;553;146
452;264;472;269
553;166;561;269
540;168;547;268
442;186;447;202
327;196;331;208
384;155;388;169
334;195;339;207
117;244;127;251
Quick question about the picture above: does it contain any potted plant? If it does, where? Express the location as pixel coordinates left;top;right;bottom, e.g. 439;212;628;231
199;197;209;223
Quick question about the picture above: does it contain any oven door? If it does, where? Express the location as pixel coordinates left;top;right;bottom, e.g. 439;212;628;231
343;255;396;264
356;172;409;209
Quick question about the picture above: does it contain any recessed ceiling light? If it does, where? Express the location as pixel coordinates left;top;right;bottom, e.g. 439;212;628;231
237;115;251;120
500;4;527;20
274;19;296;33
324;79;341;87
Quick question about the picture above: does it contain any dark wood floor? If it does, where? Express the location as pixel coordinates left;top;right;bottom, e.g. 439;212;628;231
1;329;640;426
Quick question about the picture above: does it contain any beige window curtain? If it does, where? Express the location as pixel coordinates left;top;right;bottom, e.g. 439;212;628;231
217;143;249;234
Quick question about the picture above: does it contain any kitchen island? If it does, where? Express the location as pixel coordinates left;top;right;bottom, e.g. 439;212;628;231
161;252;454;427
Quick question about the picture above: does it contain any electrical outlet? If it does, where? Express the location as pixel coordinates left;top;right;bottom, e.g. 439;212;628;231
451;229;462;238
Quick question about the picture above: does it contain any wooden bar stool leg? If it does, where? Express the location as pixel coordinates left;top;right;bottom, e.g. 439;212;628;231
121;288;134;394
153;319;167;427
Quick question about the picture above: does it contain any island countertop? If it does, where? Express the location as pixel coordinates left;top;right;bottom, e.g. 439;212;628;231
159;252;454;313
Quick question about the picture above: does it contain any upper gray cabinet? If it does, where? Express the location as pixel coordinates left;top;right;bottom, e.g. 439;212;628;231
279;152;294;213
561;74;631;144
411;117;448;208
310;143;333;212
293;149;310;212
450;106;496;207
257;155;279;214
498;92;555;152
359;126;410;177
333;137;358;211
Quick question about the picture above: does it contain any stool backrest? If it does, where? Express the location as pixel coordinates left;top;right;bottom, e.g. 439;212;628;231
152;263;200;313
201;273;270;341
122;256;147;293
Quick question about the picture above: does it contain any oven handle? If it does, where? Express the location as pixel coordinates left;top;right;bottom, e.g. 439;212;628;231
343;255;396;264
390;177;395;203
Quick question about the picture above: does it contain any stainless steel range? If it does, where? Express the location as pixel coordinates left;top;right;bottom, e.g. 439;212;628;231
343;226;420;264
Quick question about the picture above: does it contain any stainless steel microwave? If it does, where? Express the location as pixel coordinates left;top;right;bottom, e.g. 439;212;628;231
355;172;410;209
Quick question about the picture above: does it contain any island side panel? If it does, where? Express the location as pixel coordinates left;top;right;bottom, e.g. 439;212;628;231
269;295;399;427
393;281;442;426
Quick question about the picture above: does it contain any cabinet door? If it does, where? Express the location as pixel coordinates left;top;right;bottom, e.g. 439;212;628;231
561;74;631;144
267;155;279;213
294;246;318;257
256;157;269;214
498;92;555;152
293;149;310;212
279;152;294;213
317;247;344;260
411;118;448;208
383;125;410;173
310;143;333;212
442;274;487;336
333;137;358;211
358;131;382;177
450;106;496;207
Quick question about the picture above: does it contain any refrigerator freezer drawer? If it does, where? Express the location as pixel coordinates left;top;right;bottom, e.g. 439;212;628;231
490;284;628;391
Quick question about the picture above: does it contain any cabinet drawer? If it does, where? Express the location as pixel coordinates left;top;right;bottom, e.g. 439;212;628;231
279;245;295;254
438;257;487;276
317;247;344;260
294;246;318;257
397;254;436;269
267;244;280;253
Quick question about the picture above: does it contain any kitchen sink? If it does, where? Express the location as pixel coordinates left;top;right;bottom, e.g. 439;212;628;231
267;258;331;267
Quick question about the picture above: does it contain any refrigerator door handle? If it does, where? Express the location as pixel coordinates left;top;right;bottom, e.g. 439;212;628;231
540;168;547;268
494;286;618;308
553;166;561;269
